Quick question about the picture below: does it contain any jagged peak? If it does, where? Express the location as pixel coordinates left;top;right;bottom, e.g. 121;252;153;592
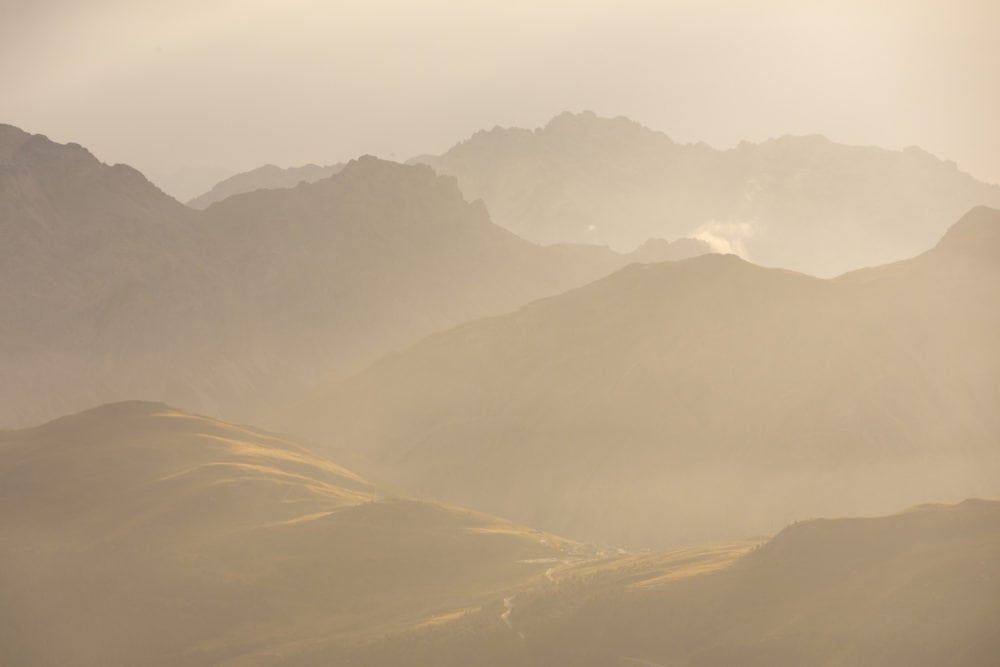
0;124;97;165
543;109;600;129
203;155;470;215
0;125;187;212
338;154;446;186
540;110;661;137
0;123;31;153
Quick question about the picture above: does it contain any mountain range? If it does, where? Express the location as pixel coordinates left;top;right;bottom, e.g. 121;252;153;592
0;124;707;428
412;111;1000;276
283;206;1000;546
4;114;1000;665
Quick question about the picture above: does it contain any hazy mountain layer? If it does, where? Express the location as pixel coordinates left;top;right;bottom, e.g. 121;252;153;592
0;125;708;428
413;111;1000;276
0;402;579;666
286;207;1000;546
186;162;345;209
341;499;1000;667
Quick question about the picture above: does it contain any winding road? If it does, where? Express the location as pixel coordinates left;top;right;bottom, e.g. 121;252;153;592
501;595;525;640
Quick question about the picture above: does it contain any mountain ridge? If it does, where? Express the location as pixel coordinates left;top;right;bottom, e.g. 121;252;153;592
186;160;345;209
0;125;711;428
284;207;1000;546
412;111;1000;275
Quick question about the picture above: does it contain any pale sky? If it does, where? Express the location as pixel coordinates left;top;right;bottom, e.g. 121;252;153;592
3;0;999;198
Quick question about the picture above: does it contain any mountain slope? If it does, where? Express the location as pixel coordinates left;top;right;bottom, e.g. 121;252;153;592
0;402;578;666
186;162;345;209
340;499;1000;666
0;123;193;228
287;207;1000;546
413;111;1000;276
1;126;706;428
0;123;220;419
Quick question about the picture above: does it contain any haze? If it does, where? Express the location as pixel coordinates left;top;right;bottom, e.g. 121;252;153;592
3;2;1000;665
4;0;1000;199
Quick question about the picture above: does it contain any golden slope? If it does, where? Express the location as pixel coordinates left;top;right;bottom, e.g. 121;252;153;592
339;499;1000;667
0;402;574;666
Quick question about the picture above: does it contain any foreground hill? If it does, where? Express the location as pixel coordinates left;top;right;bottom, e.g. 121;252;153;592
186;162;345;209
0;402;578;666
0;125;706;427
341;499;1000;666
287;207;1000;546
6;405;993;665
413;111;1000;276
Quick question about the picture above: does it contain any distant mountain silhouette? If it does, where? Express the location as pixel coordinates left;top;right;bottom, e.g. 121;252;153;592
412;111;1000;276
343;499;1000;666
186;162;345;209
0;126;708;428
287;207;1000;546
0;402;577;666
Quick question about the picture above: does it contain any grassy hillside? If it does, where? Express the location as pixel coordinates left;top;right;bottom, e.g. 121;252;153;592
336;499;1000;666
0;402;579;666
3;407;996;665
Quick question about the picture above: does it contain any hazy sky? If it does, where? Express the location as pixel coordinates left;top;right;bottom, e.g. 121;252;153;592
3;0;999;198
